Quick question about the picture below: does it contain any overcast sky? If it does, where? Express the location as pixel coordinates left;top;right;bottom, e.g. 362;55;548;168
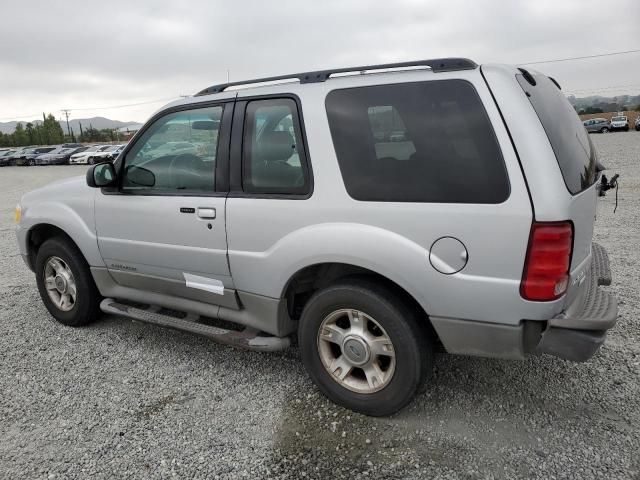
1;0;639;124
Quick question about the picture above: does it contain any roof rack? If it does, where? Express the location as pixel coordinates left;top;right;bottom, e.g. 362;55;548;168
195;57;477;96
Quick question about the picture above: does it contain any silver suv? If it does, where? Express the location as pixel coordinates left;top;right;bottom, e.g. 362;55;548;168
583;117;610;133
15;58;618;416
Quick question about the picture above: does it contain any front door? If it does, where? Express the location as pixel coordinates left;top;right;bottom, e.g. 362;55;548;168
95;101;238;309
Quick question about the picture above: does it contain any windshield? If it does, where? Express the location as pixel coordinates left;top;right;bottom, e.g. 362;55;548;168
612;116;626;122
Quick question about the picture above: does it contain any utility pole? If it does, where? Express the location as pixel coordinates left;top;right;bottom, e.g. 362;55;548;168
61;109;72;139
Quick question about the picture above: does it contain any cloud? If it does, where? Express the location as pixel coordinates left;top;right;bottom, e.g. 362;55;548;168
1;0;639;123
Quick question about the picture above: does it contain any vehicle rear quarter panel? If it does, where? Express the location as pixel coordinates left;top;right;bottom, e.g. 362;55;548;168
481;64;598;312
227;69;562;325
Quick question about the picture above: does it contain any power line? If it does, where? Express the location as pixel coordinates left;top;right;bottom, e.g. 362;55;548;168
3;49;640;122
0;97;176;122
68;97;176;112
518;48;640;66
566;83;640;95
0;112;42;121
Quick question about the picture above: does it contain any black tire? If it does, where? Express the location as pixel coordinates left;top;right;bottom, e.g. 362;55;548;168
600;127;609;133
35;236;102;327
88;157;94;165
28;159;35;166
298;279;433;416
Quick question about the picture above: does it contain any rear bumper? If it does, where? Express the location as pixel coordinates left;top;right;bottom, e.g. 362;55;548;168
535;243;617;362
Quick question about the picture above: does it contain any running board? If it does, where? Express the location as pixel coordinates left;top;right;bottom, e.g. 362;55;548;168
100;298;290;352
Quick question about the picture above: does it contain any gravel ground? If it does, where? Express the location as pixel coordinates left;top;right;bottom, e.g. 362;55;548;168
0;132;639;479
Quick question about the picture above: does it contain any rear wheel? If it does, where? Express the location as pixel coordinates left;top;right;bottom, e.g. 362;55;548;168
28;159;35;166
298;279;433;416
35;237;102;327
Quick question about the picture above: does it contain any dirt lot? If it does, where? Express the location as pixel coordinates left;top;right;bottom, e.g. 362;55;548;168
0;132;639;479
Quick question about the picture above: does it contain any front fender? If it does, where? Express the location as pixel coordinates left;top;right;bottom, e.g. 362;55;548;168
18;198;104;268
228;222;433;314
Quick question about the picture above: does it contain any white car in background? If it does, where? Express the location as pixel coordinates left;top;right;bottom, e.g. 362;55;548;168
87;144;126;164
69;145;112;165
610;115;629;132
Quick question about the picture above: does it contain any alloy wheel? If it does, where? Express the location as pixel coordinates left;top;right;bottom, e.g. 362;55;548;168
43;256;77;312
317;308;396;393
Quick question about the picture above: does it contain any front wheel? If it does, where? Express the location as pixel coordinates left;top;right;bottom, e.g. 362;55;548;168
35;237;102;327
298;279;433;416
600;127;609;133
28;159;35;166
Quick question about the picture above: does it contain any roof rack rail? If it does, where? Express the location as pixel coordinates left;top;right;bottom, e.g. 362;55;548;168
195;57;477;96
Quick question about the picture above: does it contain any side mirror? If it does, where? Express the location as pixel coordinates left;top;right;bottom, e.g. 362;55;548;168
87;162;116;188
125;165;156;187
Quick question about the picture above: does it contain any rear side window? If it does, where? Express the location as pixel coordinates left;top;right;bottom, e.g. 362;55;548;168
517;73;597;195
325;80;509;203
242;98;310;195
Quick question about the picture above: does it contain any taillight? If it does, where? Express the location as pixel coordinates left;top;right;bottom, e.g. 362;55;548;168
520;222;573;301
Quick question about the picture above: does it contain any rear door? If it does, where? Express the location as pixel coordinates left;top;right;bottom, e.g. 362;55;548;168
95;101;238;309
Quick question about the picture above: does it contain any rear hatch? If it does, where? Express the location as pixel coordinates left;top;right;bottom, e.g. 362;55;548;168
516;71;599;307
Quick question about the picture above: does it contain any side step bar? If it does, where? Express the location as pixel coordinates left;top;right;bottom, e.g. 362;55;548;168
100;298;291;352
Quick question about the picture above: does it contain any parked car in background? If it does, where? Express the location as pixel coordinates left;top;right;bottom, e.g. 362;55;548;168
69;145;111;165
16;147;56;166
87;144;126;164
109;144;126;161
35;146;89;166
610;115;629;131
5;146;34;165
635;116;640;131
583;118;610;133
0;149;17;166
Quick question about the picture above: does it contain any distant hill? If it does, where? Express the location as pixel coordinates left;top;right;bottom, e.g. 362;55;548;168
0;116;141;135
567;94;640;113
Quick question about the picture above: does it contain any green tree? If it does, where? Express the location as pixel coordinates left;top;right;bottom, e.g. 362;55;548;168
25;123;37;144
13;123;29;146
42;114;64;145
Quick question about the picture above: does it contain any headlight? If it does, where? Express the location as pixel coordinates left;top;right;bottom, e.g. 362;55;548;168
14;204;21;224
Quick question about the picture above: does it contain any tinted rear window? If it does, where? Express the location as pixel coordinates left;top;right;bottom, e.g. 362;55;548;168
517;73;597;195
325;80;509;203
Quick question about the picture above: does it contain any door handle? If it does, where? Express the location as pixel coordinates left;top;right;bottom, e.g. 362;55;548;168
197;207;216;219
